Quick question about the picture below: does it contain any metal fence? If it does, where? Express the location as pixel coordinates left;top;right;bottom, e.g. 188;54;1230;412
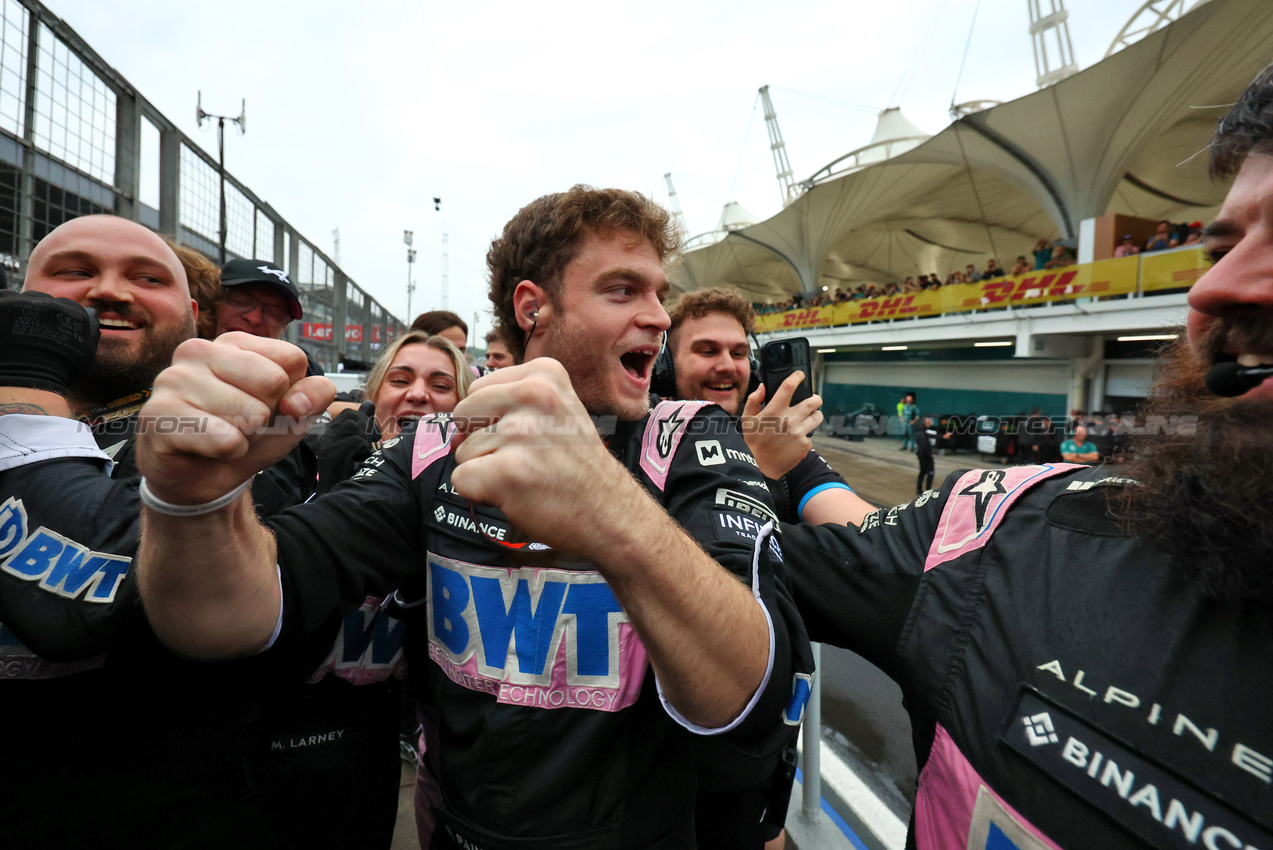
0;0;406;369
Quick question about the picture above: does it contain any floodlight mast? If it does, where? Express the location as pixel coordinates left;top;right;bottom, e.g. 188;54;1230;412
440;233;449;311
1106;0;1210;58
1027;0;1079;88
758;86;796;207
664;173;687;236
404;230;416;319
196;92;246;264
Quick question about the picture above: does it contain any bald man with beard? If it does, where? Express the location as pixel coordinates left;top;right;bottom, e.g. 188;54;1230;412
0;216;298;849
777;66;1273;849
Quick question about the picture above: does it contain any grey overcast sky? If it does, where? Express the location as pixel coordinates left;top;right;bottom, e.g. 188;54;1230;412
49;0;1157;338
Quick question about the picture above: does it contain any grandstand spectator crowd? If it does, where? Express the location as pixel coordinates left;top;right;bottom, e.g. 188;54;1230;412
755;221;1203;314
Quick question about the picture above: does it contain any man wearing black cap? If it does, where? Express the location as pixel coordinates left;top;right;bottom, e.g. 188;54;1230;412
217;258;303;339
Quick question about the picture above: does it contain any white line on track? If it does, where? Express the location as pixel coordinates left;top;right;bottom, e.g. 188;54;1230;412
798;727;908;850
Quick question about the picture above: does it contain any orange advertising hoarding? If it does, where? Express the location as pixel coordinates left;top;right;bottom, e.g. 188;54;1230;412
1140;246;1208;293
756;254;1148;333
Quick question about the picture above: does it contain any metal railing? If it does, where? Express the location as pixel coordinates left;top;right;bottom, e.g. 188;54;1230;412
0;0;405;369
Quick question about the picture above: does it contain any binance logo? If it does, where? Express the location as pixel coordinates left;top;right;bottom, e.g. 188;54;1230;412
1022;712;1059;747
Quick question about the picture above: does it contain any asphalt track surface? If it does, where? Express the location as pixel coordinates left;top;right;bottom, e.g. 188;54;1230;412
806;434;996;829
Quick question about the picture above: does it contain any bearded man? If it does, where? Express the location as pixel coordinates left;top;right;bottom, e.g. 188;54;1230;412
778;65;1273;848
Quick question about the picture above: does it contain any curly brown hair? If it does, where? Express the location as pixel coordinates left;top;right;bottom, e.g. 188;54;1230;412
486;185;678;360
166;240;221;339
1210;62;1273;178
665;287;756;341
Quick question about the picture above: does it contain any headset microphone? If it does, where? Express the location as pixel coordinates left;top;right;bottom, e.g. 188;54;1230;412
1205;361;1273;397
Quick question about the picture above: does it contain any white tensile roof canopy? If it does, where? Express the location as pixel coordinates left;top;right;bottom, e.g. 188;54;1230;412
672;0;1270;300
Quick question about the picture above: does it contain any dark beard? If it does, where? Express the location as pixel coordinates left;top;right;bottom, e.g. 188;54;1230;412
70;312;196;406
1118;322;1273;601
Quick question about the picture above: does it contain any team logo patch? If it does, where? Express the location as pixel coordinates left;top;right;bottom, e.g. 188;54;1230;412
710;510;783;562
696;440;725;466
308;597;406;685
959;469;1008;531
1022;711;1059;747
658;408;685;459
1002;689;1273;850
715;488;779;525
0;498;129;604
426;554;646;712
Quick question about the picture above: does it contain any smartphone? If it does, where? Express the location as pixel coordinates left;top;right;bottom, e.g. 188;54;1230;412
760;337;813;405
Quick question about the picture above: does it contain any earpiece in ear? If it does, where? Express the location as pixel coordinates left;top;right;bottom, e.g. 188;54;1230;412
529;311;539;321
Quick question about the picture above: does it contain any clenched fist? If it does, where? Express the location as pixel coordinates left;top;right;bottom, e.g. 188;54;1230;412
136;332;335;505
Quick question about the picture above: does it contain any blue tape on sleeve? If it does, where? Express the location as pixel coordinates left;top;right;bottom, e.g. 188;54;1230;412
798;482;853;519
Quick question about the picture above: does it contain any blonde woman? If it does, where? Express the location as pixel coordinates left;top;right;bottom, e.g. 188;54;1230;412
317;331;472;492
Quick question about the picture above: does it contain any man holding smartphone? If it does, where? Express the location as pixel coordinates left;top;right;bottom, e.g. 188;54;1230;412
663;287;873;529
661;286;872;848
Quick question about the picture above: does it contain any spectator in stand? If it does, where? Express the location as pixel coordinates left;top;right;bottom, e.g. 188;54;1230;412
965;263;983;283
982;258;1006;279
1032;238;1053;269
1144;220;1173;252
410;309;468;353
883;281;900;296
1183;221;1204;245
1010;255;1030;276
946;271;963;286
484;328;515;369
1045;242;1075;269
1113;234;1140;258
852;285;868;299
1060;424;1100;464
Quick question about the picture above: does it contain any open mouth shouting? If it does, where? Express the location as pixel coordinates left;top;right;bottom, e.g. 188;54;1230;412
619;345;659;387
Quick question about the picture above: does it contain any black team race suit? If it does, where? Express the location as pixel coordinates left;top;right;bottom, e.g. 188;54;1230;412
0;405;406;850
696;443;854;849
264;401;813;849
782;462;1273;849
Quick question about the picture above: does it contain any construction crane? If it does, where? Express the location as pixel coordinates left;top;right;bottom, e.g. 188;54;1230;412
758;86;796;207
1027;0;1079;88
663;173;687;236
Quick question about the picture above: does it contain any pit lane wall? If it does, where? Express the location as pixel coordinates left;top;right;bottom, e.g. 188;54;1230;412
756;248;1205;333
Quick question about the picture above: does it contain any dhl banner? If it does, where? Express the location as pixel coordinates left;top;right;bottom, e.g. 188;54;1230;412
1141;246;1208;293
756;252;1161;333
